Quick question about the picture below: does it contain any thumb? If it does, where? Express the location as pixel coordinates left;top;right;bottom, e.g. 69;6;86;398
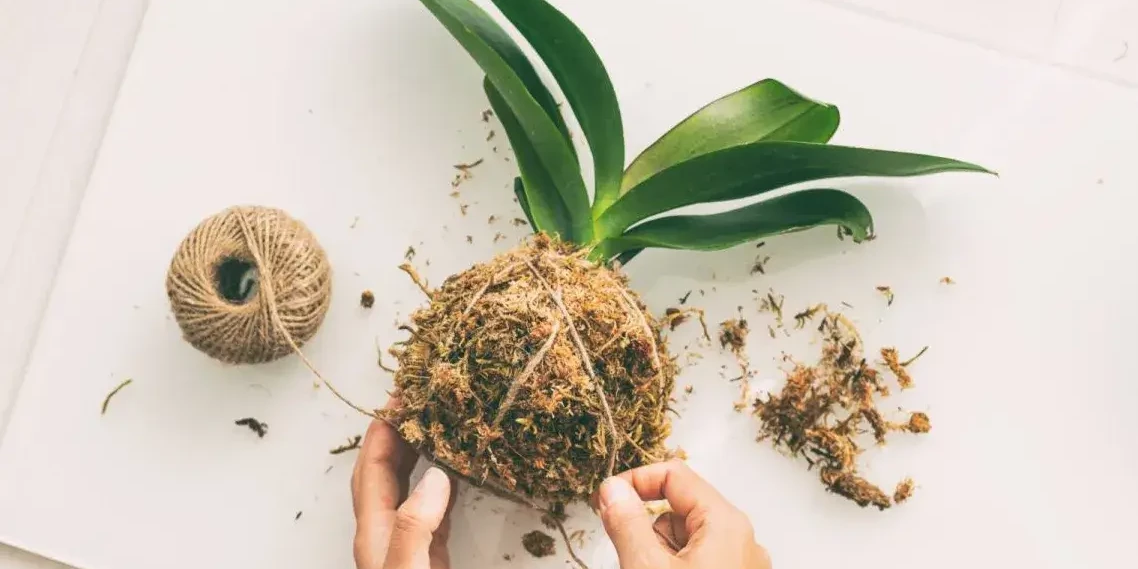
382;467;452;568
598;477;670;568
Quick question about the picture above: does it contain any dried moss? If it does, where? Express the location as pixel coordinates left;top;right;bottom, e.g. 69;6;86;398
385;235;676;504
893;477;915;504
753;310;929;510
522;530;555;558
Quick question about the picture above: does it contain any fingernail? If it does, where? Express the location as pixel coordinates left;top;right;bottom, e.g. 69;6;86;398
599;477;637;511
411;467;451;513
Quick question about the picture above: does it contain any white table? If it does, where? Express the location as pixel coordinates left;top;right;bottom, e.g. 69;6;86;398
2;1;1136;568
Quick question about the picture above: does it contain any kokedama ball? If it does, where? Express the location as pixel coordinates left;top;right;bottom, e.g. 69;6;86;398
386;235;676;504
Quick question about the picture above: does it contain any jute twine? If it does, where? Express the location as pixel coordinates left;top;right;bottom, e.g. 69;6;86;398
165;205;333;365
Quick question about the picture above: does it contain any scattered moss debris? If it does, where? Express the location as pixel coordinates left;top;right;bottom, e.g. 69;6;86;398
488;215;498;224
901;346;929;367
487;130;496;141
719;319;749;351
493;232;506;243
684;385;694;395
454;158;484;172
295;511;303;521
752;310;930;510
759;289;785;327
905;412;931;433
360;290;375;309
511;217;529;226
465;235;473;244
398;263;432;298
663;307;711;340
453;160;483;189
751;254;771;275
569;529;587;548
481;109;494;122
876;285;895;306
384;235;676;504
459;204;469;216
940;276;956;285
235;417;268;438
678;290;692;305
100;378;133;415
503;554;513;562
522;530;556;558
893;478;915;504
405;246;417;261
880;348;913;389
719;318;752;411
793;304;826;329
330;435;363;455
663;308;687;330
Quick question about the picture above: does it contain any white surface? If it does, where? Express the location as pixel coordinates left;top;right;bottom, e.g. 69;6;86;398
0;0;103;273
0;0;1136;568
0;1;148;566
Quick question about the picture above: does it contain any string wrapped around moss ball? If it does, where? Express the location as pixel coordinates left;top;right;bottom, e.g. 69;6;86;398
165;205;332;365
384;235;676;504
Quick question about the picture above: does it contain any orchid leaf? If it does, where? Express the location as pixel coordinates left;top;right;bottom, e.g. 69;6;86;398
596;189;872;258
513;177;538;230
419;0;569;145
485;78;573;239
420;0;591;240
600;141;994;235
490;0;624;214
621;79;840;194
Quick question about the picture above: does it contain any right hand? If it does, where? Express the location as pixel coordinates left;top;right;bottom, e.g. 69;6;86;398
595;459;771;569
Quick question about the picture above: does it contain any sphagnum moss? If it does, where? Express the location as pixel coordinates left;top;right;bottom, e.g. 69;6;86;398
385;235;676;503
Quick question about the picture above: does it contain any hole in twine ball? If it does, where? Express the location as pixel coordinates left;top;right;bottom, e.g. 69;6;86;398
215;257;259;304
165;205;332;365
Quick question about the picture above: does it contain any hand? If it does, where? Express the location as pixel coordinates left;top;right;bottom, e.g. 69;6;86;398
351;417;455;569
596;459;771;569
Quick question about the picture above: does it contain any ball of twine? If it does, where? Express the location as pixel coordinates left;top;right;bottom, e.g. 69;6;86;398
165;205;332;365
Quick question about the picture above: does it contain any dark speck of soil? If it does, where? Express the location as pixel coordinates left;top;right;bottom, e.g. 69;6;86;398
360;290;375;308
522;530;555;558
235;417;267;438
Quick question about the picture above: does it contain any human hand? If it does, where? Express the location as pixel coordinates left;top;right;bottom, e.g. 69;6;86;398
596;459;771;569
351;417;455;569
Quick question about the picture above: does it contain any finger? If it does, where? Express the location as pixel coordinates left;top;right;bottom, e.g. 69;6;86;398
651;512;689;552
598;477;671;568
434;478;460;543
612;459;729;520
352;417;417;521
382;467;452;569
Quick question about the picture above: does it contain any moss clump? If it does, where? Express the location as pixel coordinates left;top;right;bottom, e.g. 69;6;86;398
753;310;929;510
385;235;676;504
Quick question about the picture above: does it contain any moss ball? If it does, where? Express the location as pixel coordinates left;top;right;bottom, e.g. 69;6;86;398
386;235;676;503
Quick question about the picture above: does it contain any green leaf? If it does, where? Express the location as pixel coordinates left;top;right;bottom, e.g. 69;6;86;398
613;248;644;266
621;79;841;194
486;79;573;239
599;141;994;236
490;0;625;215
421;0;570;148
595;189;872;259
512;177;538;231
419;0;592;241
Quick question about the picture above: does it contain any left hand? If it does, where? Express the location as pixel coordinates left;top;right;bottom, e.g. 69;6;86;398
351;416;455;569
